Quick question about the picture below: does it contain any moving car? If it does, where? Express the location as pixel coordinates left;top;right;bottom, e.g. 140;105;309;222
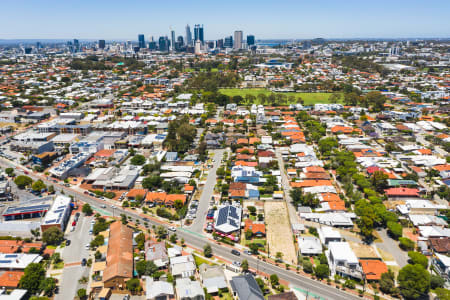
231;249;240;256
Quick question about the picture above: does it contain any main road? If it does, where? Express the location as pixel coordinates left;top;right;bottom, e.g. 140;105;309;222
0;157;361;300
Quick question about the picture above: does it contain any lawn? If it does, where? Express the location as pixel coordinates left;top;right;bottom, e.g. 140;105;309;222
193;254;215;266
218;88;342;105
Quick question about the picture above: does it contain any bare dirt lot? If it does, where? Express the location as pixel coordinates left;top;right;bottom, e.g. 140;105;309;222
264;201;297;264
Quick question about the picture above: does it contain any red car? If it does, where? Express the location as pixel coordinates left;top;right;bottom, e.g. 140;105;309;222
72;221;76;226
23;171;29;175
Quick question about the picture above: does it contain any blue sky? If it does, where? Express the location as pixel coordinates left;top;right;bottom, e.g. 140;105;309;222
1;0;449;40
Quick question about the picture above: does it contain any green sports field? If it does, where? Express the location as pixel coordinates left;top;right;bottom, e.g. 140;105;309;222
218;88;342;105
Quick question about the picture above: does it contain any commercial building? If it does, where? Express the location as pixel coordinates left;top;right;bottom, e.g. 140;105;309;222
103;222;134;290
138;34;146;49
48;152;91;179
40;195;72;232
234;31;243;50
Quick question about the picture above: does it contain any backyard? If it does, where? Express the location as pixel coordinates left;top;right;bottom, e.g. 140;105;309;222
218;88;342;105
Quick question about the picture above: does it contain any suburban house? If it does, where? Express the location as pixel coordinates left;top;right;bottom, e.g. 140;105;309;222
103;222;134;290
145;241;169;268
298;236;323;256
145;277;174;300
214;205;242;237
199;264;228;294
326;242;362;280
244;219;266;238
230;274;264;300
170;254;196;279
175;278;205;300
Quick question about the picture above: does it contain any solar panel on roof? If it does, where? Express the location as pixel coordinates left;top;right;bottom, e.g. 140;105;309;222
5;254;17;258
0;260;12;264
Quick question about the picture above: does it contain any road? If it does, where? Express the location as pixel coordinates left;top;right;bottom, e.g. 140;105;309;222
275;149;301;224
376;229;407;268
189;149;225;233
0;157;361;300
56;215;93;300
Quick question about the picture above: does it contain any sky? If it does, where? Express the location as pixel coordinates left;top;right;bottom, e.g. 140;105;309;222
1;0;449;40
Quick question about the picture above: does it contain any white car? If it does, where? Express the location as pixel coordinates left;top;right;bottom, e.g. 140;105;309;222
168;226;177;232
85;244;90;250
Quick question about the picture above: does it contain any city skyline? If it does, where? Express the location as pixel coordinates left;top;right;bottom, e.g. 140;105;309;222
1;0;449;40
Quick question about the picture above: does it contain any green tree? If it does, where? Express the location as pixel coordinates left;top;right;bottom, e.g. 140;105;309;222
270;274;279;286
136;260;158;277
245;229;253;240
135;232;146;250
430;274;445;289
5;167;14;176
42;227;64;245
40;277;57;296
248;243;259;254
371;171;388;193
357;216;374;240
203;244;213;258
303;260;313;273
19;263;46;295
407;251;428;268
397;264;430;300
82;203;93;216
387;221;403;240
77;288;87;300
314;264;330;279
131;154;146;165
126;278;142;292
32;180;46;192
14;175;33;189
379;270;396;294
399;237;415;251
435;288;450;299
241;259;249;272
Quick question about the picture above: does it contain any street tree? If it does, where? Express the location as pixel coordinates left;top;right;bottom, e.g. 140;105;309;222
397;264;430;300
42;227;64;245
203;244;213;258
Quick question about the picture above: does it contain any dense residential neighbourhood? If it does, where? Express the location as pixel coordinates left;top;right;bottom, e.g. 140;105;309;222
0;35;448;300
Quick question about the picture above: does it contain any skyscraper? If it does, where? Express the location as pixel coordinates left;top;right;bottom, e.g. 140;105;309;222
246;35;255;46
73;39;80;52
171;30;176;52
224;36;233;48
98;40;106;49
158;36;169;52
138;34;146;48
194;24;204;44
216;39;224;49
234;31;243;49
185;24;192;46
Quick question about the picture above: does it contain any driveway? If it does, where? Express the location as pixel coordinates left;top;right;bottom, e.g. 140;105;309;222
275;149;301;224
189;149;225;233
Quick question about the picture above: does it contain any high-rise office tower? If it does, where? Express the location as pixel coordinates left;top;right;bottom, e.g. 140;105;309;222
246;35;255;46
98;40;106;49
234;31;243;49
194;24;204;44
171;30;176;52
216;39;224;49
185;24;192;46
138;34;146;48
73;39;80;52
224;36;233;48
158;36;169;52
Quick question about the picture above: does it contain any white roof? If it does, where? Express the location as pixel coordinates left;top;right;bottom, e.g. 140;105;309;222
42;195;71;226
0;253;42;269
328;242;358;264
435;253;450;267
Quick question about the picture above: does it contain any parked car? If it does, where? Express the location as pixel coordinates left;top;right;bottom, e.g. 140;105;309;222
81;258;87;266
66;240;71;246
243;250;252;255
231;249;241;256
168;226;176;232
232;261;241;267
85;244;90;250
72;221;76;226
